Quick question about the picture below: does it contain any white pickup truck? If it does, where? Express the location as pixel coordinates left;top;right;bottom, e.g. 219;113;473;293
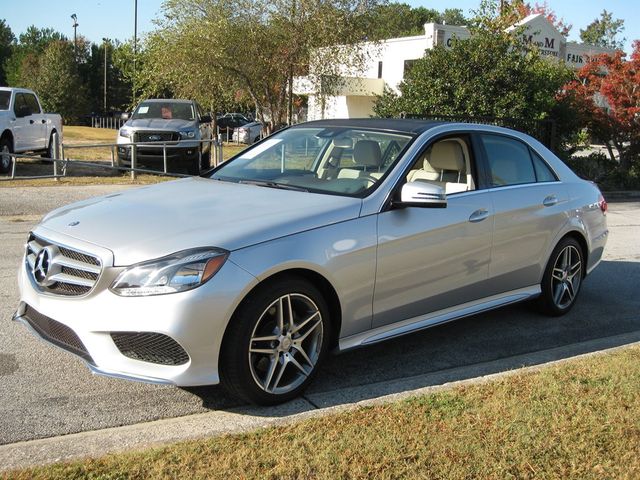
0;87;63;173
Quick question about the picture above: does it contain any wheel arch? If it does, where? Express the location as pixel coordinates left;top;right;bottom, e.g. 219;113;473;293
1;129;14;148
561;231;589;277
220;267;343;357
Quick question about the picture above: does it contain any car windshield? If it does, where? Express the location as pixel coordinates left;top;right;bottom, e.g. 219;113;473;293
132;101;195;121
210;127;413;197
0;91;10;110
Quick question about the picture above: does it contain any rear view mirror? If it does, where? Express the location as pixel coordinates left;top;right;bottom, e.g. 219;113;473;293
397;181;447;208
332;137;353;148
200;114;212;123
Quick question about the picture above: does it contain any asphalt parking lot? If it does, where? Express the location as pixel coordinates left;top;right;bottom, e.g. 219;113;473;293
1;185;639;447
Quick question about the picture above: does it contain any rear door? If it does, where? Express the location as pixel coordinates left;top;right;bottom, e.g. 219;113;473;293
373;134;494;328
477;133;568;293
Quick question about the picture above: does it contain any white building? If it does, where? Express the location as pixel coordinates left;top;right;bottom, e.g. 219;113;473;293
294;14;615;120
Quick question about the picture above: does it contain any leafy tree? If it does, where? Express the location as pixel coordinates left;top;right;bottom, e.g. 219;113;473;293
373;29;572;121
32;40;88;122
4;26;67;87
471;0;570;36
562;42;640;175
580;10;625;50
363;4;468;39
0;19;15;86
143;0;385;129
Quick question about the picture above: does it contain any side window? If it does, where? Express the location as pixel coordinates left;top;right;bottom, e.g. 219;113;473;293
405;136;475;194
24;94;41;114
480;135;536;187
13;93;29;116
531;150;558;182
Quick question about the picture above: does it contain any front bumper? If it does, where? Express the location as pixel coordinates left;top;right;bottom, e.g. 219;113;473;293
116;144;200;166
16;232;257;387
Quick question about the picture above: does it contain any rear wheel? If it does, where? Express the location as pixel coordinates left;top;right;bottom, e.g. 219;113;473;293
537;237;584;316
0;137;12;174
220;276;331;405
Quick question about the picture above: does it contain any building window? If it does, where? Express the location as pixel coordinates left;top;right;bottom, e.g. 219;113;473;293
403;59;418;78
377;61;383;79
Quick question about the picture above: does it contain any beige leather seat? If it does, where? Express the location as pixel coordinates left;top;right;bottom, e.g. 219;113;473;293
338;140;384;184
416;140;469;194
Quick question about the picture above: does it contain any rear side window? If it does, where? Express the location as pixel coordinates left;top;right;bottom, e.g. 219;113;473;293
531;151;558;182
480;135;536;187
24;93;41;114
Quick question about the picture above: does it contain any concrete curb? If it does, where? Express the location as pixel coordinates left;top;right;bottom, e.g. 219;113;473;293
1;330;639;472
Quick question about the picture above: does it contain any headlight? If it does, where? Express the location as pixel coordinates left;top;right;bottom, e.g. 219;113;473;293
119;127;133;139
110;248;228;297
179;130;196;139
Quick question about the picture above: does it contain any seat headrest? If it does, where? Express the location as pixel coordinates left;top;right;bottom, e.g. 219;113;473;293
429;141;465;171
353;140;382;168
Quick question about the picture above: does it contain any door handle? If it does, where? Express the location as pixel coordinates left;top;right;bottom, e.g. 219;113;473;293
543;195;558;207
469;209;490;223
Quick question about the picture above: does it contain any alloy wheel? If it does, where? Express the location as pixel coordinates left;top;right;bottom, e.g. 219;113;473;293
248;293;324;395
551;244;582;310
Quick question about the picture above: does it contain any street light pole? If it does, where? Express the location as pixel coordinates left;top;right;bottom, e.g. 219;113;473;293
71;14;78;61
103;38;108;113
133;0;138;103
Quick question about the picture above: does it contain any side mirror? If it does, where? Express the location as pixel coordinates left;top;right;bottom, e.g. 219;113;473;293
396;181;447;208
121;112;130;121
200;114;212;123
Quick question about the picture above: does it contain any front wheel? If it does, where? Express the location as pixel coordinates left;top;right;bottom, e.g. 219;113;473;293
220;276;331;405
537;237;584;316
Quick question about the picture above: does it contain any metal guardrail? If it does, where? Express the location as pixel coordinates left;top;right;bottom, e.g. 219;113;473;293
91;117;127;129
0;132;225;182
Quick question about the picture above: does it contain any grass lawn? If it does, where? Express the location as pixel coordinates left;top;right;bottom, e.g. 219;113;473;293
4;345;639;479
0;126;247;186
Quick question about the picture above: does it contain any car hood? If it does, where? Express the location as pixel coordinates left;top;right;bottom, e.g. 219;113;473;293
37;177;363;266
126;118;195;130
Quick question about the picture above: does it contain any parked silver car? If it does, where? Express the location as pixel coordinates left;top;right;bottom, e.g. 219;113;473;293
232;121;262;144
15;119;608;405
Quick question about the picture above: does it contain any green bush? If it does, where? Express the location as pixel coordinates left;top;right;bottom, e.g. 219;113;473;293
565;152;640;191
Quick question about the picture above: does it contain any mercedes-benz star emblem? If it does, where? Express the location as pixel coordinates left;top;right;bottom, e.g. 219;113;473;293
32;247;59;287
33;249;51;286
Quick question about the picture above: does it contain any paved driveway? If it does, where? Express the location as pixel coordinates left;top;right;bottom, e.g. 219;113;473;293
1;185;638;445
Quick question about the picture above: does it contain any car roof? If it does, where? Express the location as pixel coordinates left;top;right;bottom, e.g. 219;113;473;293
140;99;193;104
294;118;445;135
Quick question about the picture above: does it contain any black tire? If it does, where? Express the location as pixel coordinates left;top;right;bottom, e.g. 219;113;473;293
0;136;12;174
41;132;55;162
220;275;331;405
536;237;584;316
200;149;211;170
186;156;200;175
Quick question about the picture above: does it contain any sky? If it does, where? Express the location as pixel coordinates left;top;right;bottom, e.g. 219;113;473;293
0;0;638;54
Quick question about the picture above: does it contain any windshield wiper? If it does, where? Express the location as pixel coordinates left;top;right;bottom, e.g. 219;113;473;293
238;180;309;192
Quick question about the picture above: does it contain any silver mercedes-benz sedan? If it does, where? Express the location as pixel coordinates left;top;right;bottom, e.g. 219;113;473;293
14;119;608;405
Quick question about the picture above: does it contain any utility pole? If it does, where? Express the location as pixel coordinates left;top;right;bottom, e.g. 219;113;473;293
71;14;78;61
103;38;108;113
133;0;138;103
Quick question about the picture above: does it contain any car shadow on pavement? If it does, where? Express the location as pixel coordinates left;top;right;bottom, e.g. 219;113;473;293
183;259;640;414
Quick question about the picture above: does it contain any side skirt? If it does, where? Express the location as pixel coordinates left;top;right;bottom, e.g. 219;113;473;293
339;285;541;351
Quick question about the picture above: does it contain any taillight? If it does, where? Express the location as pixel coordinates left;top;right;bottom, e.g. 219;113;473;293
598;195;607;215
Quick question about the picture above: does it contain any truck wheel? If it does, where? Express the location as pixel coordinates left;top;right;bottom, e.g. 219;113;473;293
41;132;55;163
200;149;211;170
0;137;12;174
187;157;200;176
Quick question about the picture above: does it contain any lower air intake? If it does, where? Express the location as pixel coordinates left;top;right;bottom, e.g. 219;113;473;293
111;332;189;366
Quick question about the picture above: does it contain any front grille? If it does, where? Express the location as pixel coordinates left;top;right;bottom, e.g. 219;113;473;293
22;305;93;364
135;131;180;143
25;234;102;296
111;332;189;366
